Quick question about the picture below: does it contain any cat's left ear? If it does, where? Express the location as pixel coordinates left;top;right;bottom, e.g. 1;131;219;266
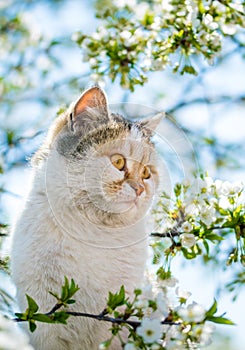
69;86;110;133
137;112;165;137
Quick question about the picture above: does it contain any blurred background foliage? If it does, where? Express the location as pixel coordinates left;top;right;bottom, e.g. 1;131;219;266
0;0;245;349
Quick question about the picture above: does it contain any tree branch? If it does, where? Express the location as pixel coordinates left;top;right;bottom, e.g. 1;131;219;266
150;225;231;238
63;312;179;328
14;302;180;329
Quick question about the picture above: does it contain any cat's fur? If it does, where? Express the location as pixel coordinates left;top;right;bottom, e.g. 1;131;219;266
11;86;163;349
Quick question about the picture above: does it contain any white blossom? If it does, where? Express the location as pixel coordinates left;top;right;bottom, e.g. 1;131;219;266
199;206;216;226
231;181;244;194
97;26;109;39
141;284;154;300
180;233;196;248
152;58;167;71
229;3;244;13
165;340;184;349
185;203;199;216
218;196;233;210
156;292;169;318
90;73;104;84
163;324;185;348
161;237;173;250
124;343;137;350
92;32;104;41
214;179;223;195
150;17;161;31
134;3;150;20
89;58;98;67
192;323;215;346
221;181;233;196
178;302;206;323
217;180;243;197
137;318;162;344
176;287;192;301
120;30;132;41
150;344;161;350
199;323;215;345
181;221;193;233
134;298;148;309
192;177;212;197
116;0;136;9
212;1;226;12
159;276;178;288
208;32;222;48
202;14;219;30
221;23;237;35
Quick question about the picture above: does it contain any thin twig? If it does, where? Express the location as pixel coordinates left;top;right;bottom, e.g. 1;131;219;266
64;312;180;328
151;232;179;238
150;225;230;238
14;303;180;328
46;303;64;315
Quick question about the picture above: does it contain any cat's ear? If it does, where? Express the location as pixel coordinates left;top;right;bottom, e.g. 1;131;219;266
69;86;110;133
137;112;165;137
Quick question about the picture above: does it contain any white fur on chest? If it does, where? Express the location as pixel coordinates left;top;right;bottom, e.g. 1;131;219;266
11;157;148;349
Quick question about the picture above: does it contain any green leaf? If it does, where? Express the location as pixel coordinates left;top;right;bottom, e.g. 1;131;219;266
148;300;157;311
107;286;125;311
49;291;60;300
61;276;69;301
174;183;182;197
203;239;210;255
52;311;70;324
207;316;235;325
205;233;224;242
50;277;79;305
29;320;37;333
134;289;142;297
26;294;39;316
14;312;26;320
99;339;112;349
156;267;171;280
67;299;76;304
181;65;198;75
69;278;80;297
181;247;197;259
206;299;217;317
32;314;54;323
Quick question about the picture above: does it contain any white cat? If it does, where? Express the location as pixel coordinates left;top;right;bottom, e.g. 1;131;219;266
11;86;163;349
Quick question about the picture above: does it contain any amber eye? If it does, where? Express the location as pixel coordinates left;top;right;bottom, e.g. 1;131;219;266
111;154;125;170
142;166;151;179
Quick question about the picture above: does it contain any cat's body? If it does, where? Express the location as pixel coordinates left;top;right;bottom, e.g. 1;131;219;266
11;87;162;349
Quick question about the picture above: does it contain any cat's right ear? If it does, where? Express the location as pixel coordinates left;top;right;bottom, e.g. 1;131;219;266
69;86;110;133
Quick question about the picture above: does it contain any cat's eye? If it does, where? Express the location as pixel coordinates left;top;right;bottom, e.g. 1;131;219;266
111;154;125;171
142;166;151;179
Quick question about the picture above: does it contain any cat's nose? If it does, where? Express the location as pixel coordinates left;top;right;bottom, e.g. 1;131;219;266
135;184;144;196
128;180;145;196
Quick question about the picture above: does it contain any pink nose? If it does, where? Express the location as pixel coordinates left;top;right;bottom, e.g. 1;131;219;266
129;181;145;196
135;184;144;196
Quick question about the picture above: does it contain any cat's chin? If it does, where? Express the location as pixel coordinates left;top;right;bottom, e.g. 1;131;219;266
79;198;151;229
111;199;138;213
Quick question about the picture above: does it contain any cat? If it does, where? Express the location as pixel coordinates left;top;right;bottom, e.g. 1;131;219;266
11;86;163;349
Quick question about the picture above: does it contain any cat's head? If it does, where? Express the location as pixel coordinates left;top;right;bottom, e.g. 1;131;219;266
42;86;163;228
